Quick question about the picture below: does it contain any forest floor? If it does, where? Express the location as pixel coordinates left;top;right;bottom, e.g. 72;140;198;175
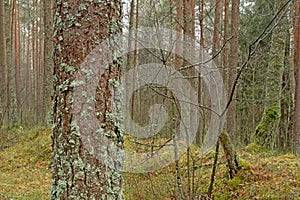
0;127;299;200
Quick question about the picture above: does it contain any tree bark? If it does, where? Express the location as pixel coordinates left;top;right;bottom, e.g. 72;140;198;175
222;0;229;87
227;0;240;139
0;0;8;124
293;0;300;155
51;1;124;199
278;28;293;151
14;0;21;122
212;0;222;66
175;0;184;69
43;0;53;124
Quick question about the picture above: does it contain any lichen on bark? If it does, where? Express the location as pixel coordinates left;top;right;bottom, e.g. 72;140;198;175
51;0;124;199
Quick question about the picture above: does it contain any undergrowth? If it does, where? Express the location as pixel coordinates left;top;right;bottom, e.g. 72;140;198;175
0;127;299;199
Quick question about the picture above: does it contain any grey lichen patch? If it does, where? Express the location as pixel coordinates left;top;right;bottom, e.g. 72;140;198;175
110;20;121;34
58;80;70;91
73;158;85;171
70;121;81;137
81;91;87;98
81;68;94;76
68;94;74;104
60;63;76;74
70;80;86;88
74;171;85;180
78;3;88;11
62;2;69;7
104;130;118;138
58;35;64;41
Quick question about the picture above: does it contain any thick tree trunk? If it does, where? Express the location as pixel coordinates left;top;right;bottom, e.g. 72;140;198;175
51;1;124;199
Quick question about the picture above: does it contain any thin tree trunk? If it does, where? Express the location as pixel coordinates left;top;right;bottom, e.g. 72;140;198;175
293;0;300;155
0;0;8;125
196;0;205;145
8;0;17;125
14;0;21;122
175;0;183;68
43;0;53;124
131;0;139;120
222;0;230;88
25;23;31;118
227;0;240;139
212;0;222;66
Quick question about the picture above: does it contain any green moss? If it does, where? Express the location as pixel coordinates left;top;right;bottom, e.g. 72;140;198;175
213;191;232;200
245;143;268;154
238;158;251;169
228;177;243;189
254;106;280;149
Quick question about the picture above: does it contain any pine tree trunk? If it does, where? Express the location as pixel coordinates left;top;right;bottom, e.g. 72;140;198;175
293;0;300;155
212;0;222;66
227;0;240;140
43;0;53;124
175;0;183;68
222;0;229;88
25;23;31;119
14;0;21;123
0;0;7;125
51;1;124;199
8;0;17;125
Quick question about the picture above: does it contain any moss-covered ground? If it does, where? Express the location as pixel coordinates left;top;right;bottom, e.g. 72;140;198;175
0;127;299;199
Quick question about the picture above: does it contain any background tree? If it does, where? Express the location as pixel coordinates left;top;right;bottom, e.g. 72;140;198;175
227;0;240;139
253;0;289;149
43;0;53;124
0;0;8;125
294;0;300;155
